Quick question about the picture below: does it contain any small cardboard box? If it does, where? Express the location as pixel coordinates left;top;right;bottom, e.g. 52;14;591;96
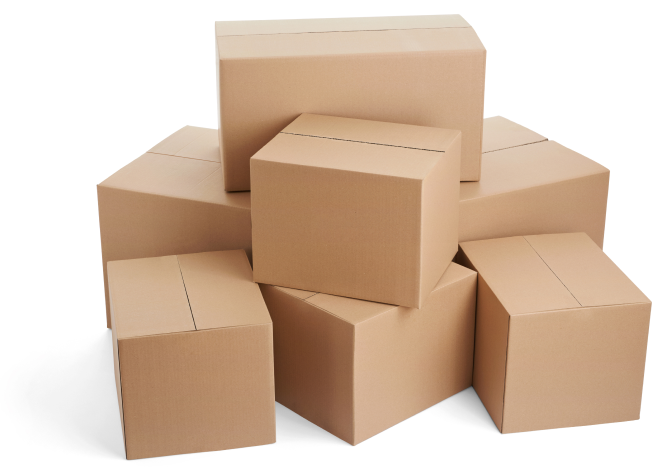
460;117;610;247
98;126;252;328
259;262;477;445
216;14;486;190
108;250;275;459
459;233;651;434
251;114;461;309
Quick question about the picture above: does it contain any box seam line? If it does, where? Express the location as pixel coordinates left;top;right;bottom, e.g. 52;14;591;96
279;131;446;153
175;255;198;331
511;301;651;317
117;322;273;341
522;236;583;307
98;185;252;211
145;151;220;164
482;138;548;154
148;127;208;157
216;26;472;38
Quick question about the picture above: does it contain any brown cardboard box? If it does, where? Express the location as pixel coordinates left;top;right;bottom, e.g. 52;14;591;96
460;117;609;247
251;114;461;309
98;126;252;328
459;233;651;434
259;262;477;445
108;250;275;459
216;14;486;190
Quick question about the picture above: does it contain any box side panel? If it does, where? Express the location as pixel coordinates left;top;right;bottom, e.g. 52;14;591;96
109;288;126;455
259;285;355;444
502;303;651;433
471;276;510;432
252;160;422;308
459;171;609;248
98;186;252;327
353;272;477;444
220;47;485;190
419;134;461;306
119;325;275;460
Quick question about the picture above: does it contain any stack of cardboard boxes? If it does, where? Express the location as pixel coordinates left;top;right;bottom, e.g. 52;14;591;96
98;15;651;460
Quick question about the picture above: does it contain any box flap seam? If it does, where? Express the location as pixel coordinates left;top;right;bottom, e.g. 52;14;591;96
145;151;219;164
175;255;198;330
280;131;445;153
482;138;548;154
217;26;472;38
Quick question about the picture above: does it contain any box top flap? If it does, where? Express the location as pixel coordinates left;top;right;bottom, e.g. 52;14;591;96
252;115;455;180
177;250;272;330
524;233;650;307
275;286;318;300
216;15;470;37
148;126;220;163
481;116;547;154
460;140;609;202
108;255;195;339
284;114;458;152
460;234;649;315
99;152;251;209
290;263;474;324
217;26;483;60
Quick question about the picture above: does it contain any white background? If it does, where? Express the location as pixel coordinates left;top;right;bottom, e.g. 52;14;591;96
1;1;667;471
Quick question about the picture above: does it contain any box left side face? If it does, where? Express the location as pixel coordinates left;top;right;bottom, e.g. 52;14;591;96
118;326;275;460
251;159;423;307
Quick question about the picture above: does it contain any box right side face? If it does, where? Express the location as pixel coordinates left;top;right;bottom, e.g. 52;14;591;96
218;29;485;191
251;159;423;307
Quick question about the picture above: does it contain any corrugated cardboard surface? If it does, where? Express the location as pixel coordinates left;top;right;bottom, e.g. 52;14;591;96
252;114;460;308
460;117;609;247
216;15;485;190
98;126;252;328
260;262;477;445
460;233;651;433
109;250;275;459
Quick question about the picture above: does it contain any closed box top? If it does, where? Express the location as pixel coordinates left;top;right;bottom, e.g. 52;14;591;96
459;233;649;315
252;114;460;180
108;250;271;339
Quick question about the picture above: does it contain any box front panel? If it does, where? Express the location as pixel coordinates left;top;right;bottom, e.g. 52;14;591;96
260;285;355;443
98;187;252;327
252;161;422;307
503;303;651;433
220;48;485;190
353;273;477;444
459;172;609;248
119;326;275;460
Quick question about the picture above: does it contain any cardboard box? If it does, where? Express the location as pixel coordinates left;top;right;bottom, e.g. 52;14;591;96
251;114;461;309
98;126;252;328
216;14;486;190
459;233;651;434
259;262;477;445
460;117;609;247
108;250;275;459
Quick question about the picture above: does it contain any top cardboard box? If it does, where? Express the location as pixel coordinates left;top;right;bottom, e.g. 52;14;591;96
216;14;486;191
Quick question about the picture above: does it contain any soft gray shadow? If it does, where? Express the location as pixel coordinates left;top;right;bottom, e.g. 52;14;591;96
275;403;350;447
435;386;500;432
23;330;125;458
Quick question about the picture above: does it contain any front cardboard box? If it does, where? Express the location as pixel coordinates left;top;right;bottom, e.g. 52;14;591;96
259;262;477;445
108;250;275;459
216;14;486;190
460;117;609;247
98;126;252;328
459;233;651;433
251;114;461;309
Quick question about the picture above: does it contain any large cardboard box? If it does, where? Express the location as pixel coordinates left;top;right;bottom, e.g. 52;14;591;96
98;126;252;328
216;14;486;190
108;250;275;459
251;114;461;309
460;117;609;247
259;262;477;445
459;233;651;434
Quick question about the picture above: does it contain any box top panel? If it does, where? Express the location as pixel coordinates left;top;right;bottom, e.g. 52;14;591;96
252;114;457;180
147;126;220;163
481;116;547;154
108;255;195;339
177;250;272;330
275;263;476;325
216;15;470;37
460;233;649;315
216;26;484;60
109;251;270;339
99;152;250;209
460;140;609;202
